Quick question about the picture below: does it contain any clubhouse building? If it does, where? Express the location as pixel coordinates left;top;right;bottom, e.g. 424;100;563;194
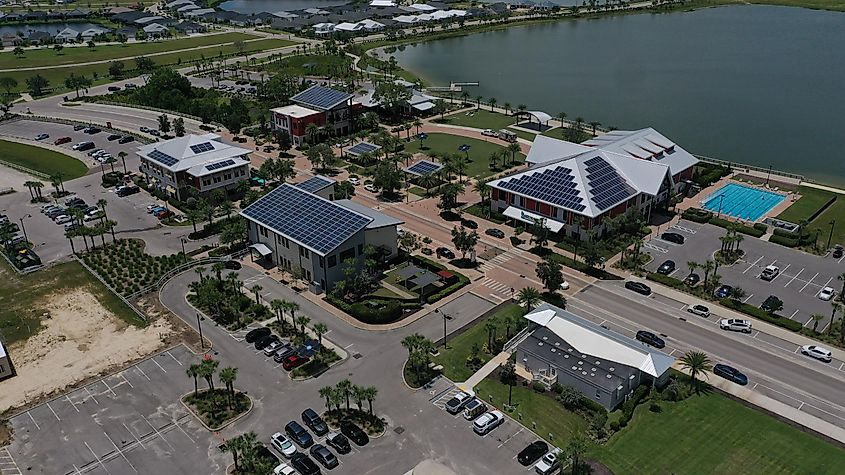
271;85;362;145
488;128;698;240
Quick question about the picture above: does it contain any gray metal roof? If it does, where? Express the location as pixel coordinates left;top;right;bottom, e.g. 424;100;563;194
291;85;353;111
334;199;404;229
295;175;335;193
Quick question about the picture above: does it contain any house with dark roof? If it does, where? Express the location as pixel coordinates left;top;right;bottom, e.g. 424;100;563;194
112;11;154;24
26;30;53;45
65;8;90;19
270;85;361;145
173;21;206;34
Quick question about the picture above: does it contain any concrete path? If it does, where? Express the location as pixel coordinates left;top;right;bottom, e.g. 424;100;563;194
458;351;511;392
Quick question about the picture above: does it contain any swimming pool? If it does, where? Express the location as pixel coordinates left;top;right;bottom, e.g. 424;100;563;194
702;183;786;221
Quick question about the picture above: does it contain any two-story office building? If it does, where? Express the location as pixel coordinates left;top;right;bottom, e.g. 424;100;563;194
137;134;251;201
270;85;361;145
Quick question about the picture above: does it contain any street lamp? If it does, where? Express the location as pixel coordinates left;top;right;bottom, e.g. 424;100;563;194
716;194;726;219
435;308;452;349
19;214;31;245
180;237;187;263
196;312;206;349
765;165;773;186
828;219;836;250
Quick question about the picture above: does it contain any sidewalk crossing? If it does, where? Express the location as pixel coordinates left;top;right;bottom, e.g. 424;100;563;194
480;252;512;272
480;277;511;298
0;448;22;475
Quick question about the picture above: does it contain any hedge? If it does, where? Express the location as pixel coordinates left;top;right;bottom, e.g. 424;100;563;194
708;217;766;237
719;298;803;332
616;385;650;429
326;295;413;324
753;222;768;232
682;208;712;223
772;227;798;238
646;272;686;291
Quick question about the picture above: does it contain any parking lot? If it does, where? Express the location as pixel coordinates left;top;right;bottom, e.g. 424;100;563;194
645;219;845;331
5;345;228;475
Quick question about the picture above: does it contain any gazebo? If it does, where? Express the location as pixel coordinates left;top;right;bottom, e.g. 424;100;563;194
515;110;553;132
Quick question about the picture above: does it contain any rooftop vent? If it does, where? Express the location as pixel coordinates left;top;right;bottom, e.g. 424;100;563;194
591;368;597;372
595;361;601;365
609;367;615;372
542;336;548;341
590;373;595;377
555;342;560;347
571;366;578;371
538;342;543;347
551;348;556;353
582;371;588;376
606;375;613;379
563;355;569;359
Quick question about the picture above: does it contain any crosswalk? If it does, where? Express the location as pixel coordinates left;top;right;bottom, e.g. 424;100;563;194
480;252;512;272
481;277;511;297
0;448;22;475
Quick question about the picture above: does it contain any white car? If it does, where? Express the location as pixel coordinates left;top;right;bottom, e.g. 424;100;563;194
718;318;752;333
83;213;101;222
481;128;497;137
444;390;474;414
472;410;504;435
272;462;296;475
270;432;297;458
760;265;779;281
559;280;570;291
801;345;832;362
348;177;360;185
364;183;377;193
818;287;835;301
687;304;710;317
54;215;72;225
263;340;284;356
534;449;561;474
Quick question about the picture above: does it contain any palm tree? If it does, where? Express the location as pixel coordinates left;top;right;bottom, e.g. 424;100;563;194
194;265;206;282
211;262;224;281
96;198;116;242
701;260;715;291
250;284;263;304
557;111;567;128
565;433;589;475
219;367;238;409
488;97;497;112
475;95;483;110
271;299;285;325
319;386;335;411
336;379;353;410
517;287;542;311
198;358;219;391
118;151;128;173
686;261;698;279
588;121;601;136
503;102;511;115
401;333;425;355
811;313;825;333
412;118;422;135
313;322;328;344
483;318;498;349
829;302;841;335
362;386;378;415
352;385;366;412
305;123;319;144
186;363;200;396
221;434;246;473
288;301;300;325
460;90;470;105
474;178;491;216
296;315;310;336
679;351;712;392
837;272;845;301
729;286;746;302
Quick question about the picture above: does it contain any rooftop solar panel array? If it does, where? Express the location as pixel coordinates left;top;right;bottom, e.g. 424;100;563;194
584;156;635;211
347;142;380;156
406;160;443;176
190;142;215;154
291;85;352;111
296;175;334;193
205;159;236;171
241;184;371;255
147;150;179;167
497;166;586;212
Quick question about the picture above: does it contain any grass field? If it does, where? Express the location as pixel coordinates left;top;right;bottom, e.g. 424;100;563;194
594;391;845;474
0;32;261;69
776;186;845;247
259;53;352;78
777;186;836;223
402;132;525;179
0;259;145;344
435;303;523;382
440;109;537;141
0;139;87;179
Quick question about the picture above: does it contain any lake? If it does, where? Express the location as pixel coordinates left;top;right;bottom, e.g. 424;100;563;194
219;0;349;13
0;22;101;36
391;5;845;185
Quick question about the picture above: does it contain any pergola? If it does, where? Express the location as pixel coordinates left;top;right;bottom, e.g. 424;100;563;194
516;110;553;132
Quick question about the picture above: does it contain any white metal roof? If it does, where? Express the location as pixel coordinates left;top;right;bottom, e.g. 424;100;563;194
0;340;6;359
582;128;698;177
524;110;552;123
271;104;320;118
525;134;591;165
335;199;404;229
137;133;251;174
525;304;676;378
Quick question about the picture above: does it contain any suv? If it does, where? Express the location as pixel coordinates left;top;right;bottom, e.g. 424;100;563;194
245;327;271;343
661;232;685;244
263;340;285;356
760;295;782;313
271;432;297;458
463;398;486;420
436;247;455;259
635;330;665;349
284;421;314;448
325;432;350;454
273;345;296;363
719;318;752;333
800;345;832;363
473;410;504;435
301;408;328;436
687;304;710;317
444;391;473;414
760;265;779;281
289;453;321;475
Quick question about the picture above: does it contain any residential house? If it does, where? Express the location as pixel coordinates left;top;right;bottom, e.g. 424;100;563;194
54;27;79;42
270;85;360;145
142;23;170;37
173;21;206;34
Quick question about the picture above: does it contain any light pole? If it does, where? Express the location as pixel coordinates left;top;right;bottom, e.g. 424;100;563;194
19;214;31;245
828;219;836;250
716;194;725;219
765;164;773;186
180;237;187;262
435;308;452;349
196;312;205;349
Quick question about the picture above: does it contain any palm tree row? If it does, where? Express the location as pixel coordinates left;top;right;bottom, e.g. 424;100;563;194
318;379;379;415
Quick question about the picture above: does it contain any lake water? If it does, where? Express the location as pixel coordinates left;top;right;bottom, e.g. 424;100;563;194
0;22;101;36
392;5;845;185
219;0;349;13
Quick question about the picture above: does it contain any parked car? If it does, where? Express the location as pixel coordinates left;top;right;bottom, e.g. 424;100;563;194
800;345;832;363
264;340;285;357
635;330;665;349
156;210;174;220
472;410;504;435
625;281;651;296
54;215;72;225
107;86;121;92
301;408;329;436
107;134;122;141
687;304;710;317
684;273;701;287
54;136;72;145
115;185;139;197
436;247;455;259
309;444;338;469
559;280;570;290
481;129;497;137
444;391;474;414
34;133;49;141
224;260;242;270
339;419;369;446
719;318;752;333
461;219;478;229
271;432;298;458
833;245;844;259
714;284;734;299
657;260;676;275
272;462;296;475
364;183;376;193
118;135;135;144
760;265;780;281
485;228;505;238
462;398;487;420
819;286;836;301
282;354;310;371
284;421;314;448
140;126;149;133
289;453;321;475
534;450;561;474
73;141;95;151
713;363;748;385
245;327;271;343
124;83;137;89
518;441;549;466
255;334;279;350
348;177;360;185
325;432;350;454
760;295;782;313
149;129;161;137
661;232;685;244
84;127;101;134
273;345;296;363
73;124;87;131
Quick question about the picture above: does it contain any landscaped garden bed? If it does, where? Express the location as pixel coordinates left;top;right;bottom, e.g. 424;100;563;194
188;269;270;330
183;389;251;430
81;239;186;296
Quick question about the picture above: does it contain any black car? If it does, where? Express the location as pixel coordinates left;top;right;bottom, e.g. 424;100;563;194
107;86;121;92
290;453;321;475
833;245;844;259
517;441;549;466
635;330;665;349
73;124;86;131
661;232;685;245
625;281;652;296
224;259;242;270
436;247;455;259
302;408;329;436
285;421;314;448
684;273;701;287
714;284;734;299
326;432;351;454
309;444;339;469
118;135;135;144
340;419;369;446
84;127;101;134
657;260;676;275
461;219;478;229
713;363;748;385
244;327;271;343
107;134;122;141
254;334;279;350
761;295;783;313
115;185;139;197
485;228;505;239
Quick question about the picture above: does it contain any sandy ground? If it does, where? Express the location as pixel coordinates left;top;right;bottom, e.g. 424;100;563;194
0;289;173;414
0;164;33;191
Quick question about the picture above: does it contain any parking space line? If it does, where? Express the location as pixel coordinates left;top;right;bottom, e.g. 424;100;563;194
65;395;80;413
102;378;118;397
770;264;790;282
784;268;803;287
85;386;100;405
27;412;40;430
152;359;168;374
135;365;151;381
817;276;833;295
46;402;61;421
122;422;146;450
496;427;524;448
122;373;135;389
839;362;844;371
804;316;814;326
743;256;763;274
790;310;800;319
172;417;196;444
104;431;138;473
141;414;174;450
743;293;753;303
166;350;183;366
84;441;111;474
800;273;819;292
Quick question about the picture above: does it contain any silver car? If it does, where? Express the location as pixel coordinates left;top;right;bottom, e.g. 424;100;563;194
719;318;752;333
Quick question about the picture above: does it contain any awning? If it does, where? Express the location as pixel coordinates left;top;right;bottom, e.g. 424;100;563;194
412;101;435;111
249;243;273;256
503;206;565;233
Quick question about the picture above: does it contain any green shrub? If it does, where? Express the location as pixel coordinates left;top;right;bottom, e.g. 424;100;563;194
753;222;768;232
708;217;765;237
551;383;564;394
646;272;686;290
617;385;650;428
682;208;712;223
531;381;546;393
326;295;405;324
719;298;803;331
772;227;798;238
769;234;799;248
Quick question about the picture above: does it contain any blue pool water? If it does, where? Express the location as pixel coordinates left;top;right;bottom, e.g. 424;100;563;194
702;183;786;221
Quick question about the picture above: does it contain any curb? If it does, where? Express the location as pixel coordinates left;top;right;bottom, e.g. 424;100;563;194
179;390;254;432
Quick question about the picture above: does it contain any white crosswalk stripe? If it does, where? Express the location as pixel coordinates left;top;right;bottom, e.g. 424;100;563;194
480;252;513;272
432;388;463;409
0;448;22;475
481;278;511;295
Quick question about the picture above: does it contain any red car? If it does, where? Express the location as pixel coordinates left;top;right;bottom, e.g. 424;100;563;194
156;210;174;220
54;137;72;145
282;354;309;371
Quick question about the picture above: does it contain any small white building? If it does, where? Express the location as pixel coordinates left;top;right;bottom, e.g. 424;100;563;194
0;340;13;381
313;23;336;36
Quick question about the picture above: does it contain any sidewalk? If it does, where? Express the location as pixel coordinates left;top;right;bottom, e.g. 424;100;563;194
457;351;510;392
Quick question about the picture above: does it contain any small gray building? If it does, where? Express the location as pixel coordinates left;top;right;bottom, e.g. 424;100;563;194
294;175;336;201
513;303;675;410
0;339;14;381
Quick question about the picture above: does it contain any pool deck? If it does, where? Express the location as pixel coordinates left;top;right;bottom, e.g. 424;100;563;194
678;175;797;224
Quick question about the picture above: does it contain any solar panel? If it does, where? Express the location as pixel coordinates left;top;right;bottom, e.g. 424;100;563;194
497;166;586;212
241;184;371;255
205;159;236;171
147;150;178;167
347;142;380;156
406;160;443;176
190;142;215;154
291;85;352;110
296;176;334;193
584;156;635;211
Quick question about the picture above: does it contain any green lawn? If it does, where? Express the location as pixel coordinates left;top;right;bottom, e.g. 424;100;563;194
777;186;836;223
259;53;352;78
1;33;262;69
475;377;587;446
0;259;145;344
439;109;537;141
0;139;87;179
776;186;845;247
435;303;523;381
402;132;525;179
594;392;845;474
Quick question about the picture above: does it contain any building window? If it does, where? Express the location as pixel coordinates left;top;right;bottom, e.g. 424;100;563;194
203;179;211;186
213;176;222;183
357;244;364;255
299;247;310;259
259;226;268;238
328;255;337;267
319;256;325;267
224;173;232;180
